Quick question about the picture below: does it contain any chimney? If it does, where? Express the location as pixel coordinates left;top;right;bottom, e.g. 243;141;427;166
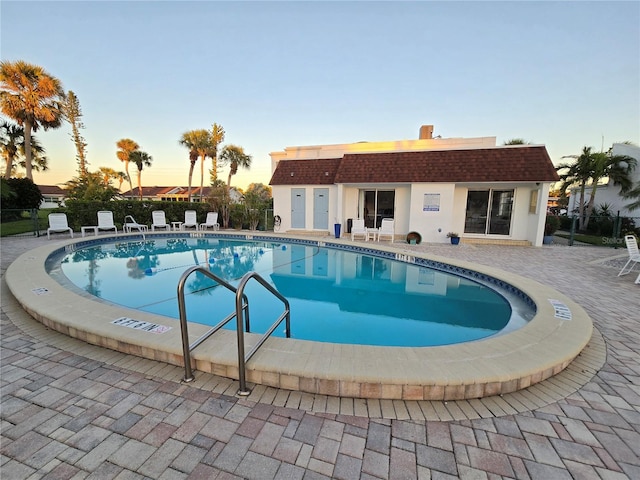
419;125;434;140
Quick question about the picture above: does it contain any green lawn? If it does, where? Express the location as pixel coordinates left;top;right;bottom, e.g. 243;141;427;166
0;209;53;237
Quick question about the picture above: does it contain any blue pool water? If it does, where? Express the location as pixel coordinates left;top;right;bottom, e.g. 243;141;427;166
52;237;533;347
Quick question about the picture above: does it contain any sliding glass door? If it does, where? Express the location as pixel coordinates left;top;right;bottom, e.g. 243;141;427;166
360;190;395;228
464;189;514;235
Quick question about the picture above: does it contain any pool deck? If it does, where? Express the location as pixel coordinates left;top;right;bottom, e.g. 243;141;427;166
2;234;639;479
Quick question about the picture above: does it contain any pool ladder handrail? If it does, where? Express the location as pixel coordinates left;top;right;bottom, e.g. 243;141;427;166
177;266;249;383
235;271;291;396
176;267;291;396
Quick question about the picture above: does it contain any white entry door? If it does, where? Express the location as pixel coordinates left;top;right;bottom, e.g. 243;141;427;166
291;189;305;229
313;188;329;230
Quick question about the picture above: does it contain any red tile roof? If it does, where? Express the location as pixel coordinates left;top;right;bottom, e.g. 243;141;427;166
270;146;559;185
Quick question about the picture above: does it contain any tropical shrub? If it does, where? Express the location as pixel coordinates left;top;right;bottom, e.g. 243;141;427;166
544;215;560;236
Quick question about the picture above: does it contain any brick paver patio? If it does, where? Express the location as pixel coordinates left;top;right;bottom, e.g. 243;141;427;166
2;235;639;479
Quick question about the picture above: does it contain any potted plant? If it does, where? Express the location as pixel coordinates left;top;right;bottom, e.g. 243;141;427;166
447;232;460;245
406;231;422;245
543;215;560;245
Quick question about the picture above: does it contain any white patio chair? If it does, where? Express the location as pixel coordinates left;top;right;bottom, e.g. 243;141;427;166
97;210;118;235
123;215;148;233
617;235;640;277
183;210;199;230
377;218;395;242
47;213;73;240
199;212;219;231
151;210;170;231
351;218;367;241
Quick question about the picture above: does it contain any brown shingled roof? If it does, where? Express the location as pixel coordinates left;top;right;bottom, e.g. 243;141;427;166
270;146;559;185
38;185;66;195
269;158;342;185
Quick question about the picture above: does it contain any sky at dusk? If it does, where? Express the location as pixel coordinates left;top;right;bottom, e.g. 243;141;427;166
1;1;639;191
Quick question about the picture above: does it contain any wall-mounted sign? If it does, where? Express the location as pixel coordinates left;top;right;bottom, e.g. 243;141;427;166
423;193;440;212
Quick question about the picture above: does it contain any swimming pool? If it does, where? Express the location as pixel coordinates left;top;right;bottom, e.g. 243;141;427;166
8;232;593;400
52;237;532;347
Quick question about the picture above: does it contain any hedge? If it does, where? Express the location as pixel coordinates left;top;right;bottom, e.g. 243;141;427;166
64;200;213;231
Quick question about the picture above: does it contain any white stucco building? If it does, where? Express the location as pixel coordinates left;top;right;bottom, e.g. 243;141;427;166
269;126;559;246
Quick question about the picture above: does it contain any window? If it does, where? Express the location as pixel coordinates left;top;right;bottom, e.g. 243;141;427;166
464;189;514;235
359;190;395;228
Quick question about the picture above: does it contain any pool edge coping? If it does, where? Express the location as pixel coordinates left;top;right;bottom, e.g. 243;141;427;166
6;231;595;401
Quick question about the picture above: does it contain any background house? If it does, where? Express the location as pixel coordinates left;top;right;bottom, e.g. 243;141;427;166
38;185;66;208
120;186;244;203
269;125;559;246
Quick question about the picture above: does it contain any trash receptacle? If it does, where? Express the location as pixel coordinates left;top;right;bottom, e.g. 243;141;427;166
347;218;353;234
334;223;341;238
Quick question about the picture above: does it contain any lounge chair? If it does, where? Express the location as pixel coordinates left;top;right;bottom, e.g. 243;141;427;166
618;235;640;277
124;215;148;233
183;210;199;230
97;210;118;235
47;213;73;240
351;218;367;241
199;212;219;231
151;210;170;231
377;218;395;242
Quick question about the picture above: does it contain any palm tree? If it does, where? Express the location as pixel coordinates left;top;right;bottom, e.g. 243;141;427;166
221;144;252;189
1;121;23;179
116;138;139;198
1;121;47;178
179;129;212;203
130;150;153;200
219;145;251;227
0;60;65;180
503;138;531;145
558;146;636;230
98;167;126;189
210;123;225;183
18;137;48;174
557;147;598;230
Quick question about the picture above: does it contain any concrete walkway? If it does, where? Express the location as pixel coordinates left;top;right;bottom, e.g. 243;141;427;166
2;235;639;479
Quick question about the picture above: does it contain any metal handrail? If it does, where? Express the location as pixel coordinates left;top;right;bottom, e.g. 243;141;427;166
235;272;291;396
177;266;248;382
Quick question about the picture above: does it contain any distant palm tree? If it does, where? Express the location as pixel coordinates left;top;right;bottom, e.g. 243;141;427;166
0;60;65;180
1;121;47;178
98;167;127;189
503;138;531;145
18;137;48;174
116;138;139;198
180;129;212;203
221;144;252;189
130;150;153;200
1;121;23;179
